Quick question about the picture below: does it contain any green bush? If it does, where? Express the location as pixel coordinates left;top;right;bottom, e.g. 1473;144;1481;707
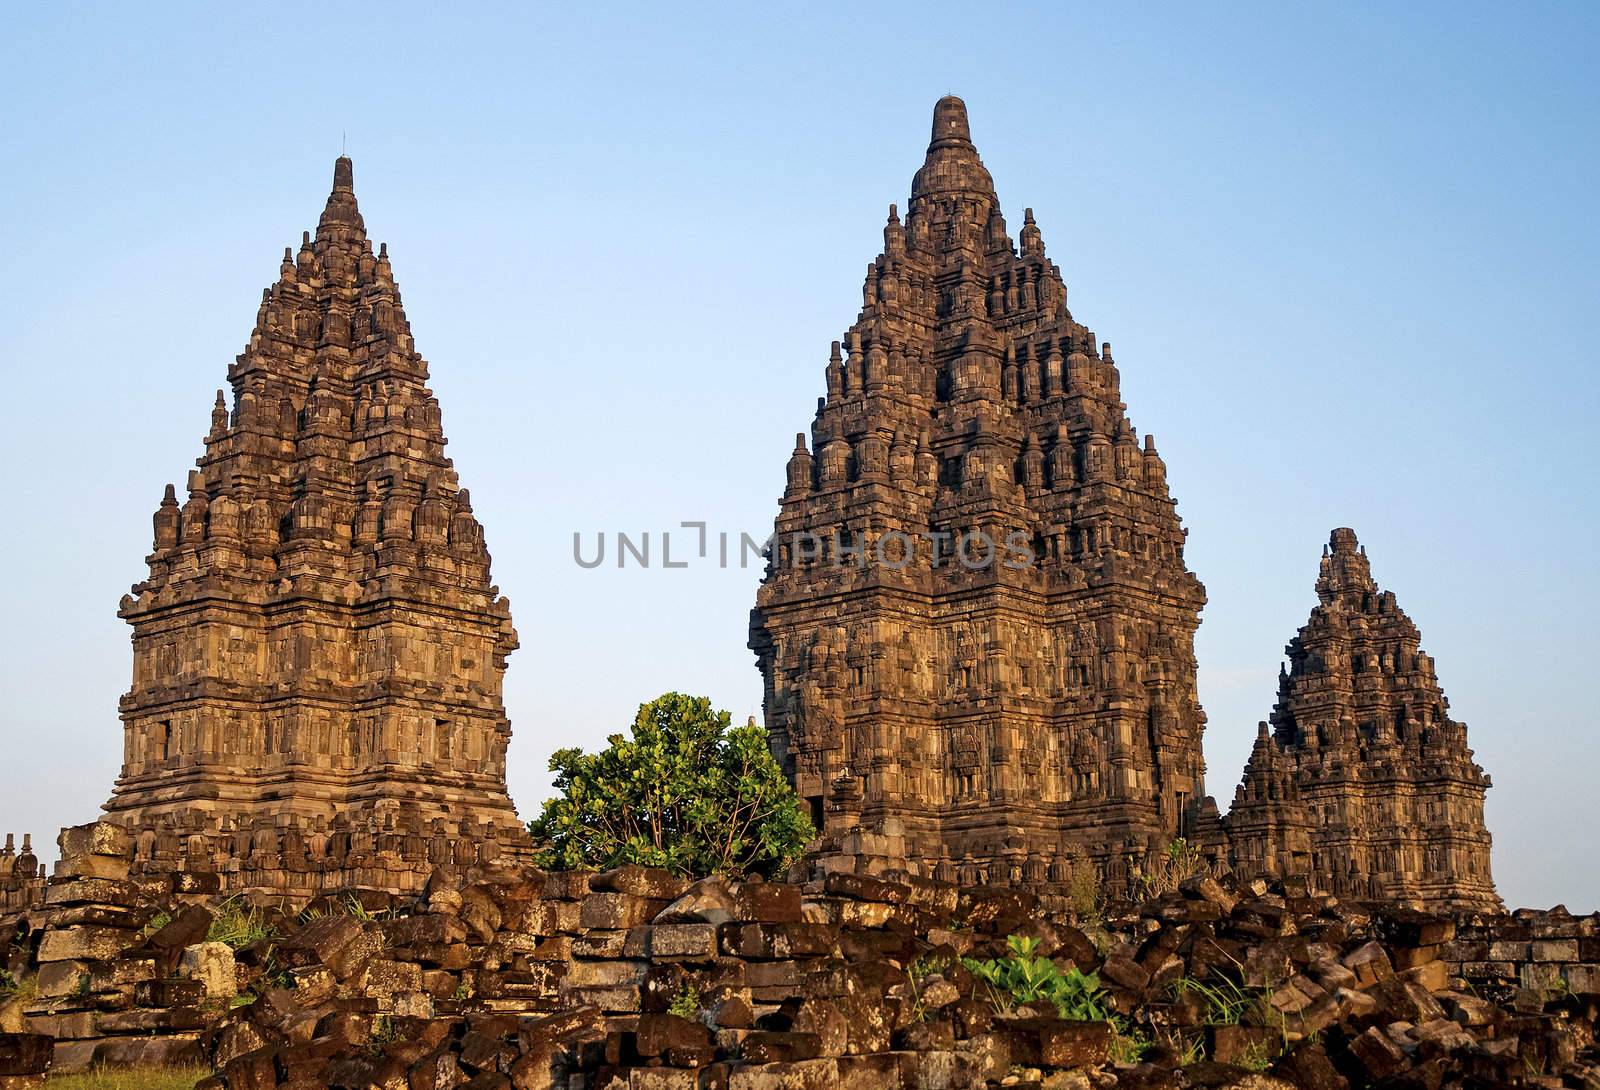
961;935;1111;1020
529;693;814;878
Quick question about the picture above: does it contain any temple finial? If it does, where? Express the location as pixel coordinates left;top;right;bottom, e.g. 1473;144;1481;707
930;95;972;147
334;156;354;191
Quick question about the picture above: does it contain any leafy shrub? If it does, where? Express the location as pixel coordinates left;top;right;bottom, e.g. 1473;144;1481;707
1068;862;1107;929
529;693;814;878
961;935;1111;1020
0;968;18;996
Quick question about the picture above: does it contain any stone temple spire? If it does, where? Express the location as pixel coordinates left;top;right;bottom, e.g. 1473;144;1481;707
909;95;997;206
107;158;527;894
1223;529;1499;912
751;97;1208;890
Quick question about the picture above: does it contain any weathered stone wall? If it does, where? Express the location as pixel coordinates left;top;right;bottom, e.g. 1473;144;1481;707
7;822;1599;1088
1443;909;1600;1004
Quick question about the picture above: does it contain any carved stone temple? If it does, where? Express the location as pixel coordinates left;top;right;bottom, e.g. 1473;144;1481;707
1221;529;1500;912
104;158;529;894
750;97;1210;888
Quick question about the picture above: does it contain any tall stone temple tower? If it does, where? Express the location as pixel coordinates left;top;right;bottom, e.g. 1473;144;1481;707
1222;529;1500;912
750;97;1209;887
105;158;528;893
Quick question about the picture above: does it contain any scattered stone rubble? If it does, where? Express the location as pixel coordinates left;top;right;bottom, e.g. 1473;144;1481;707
3;823;1596;1089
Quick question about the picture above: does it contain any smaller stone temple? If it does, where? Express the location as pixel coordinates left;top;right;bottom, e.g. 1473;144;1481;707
0;833;44;916
1221;529;1500;912
102;158;530;894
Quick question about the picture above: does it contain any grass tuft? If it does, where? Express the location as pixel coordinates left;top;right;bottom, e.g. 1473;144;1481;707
205;898;274;950
46;1065;209;1090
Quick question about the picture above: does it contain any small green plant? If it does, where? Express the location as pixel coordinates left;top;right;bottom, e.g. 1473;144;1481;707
1173;973;1290;1066
1161;1028;1206;1066
452;978;475;1002
0;968;19;996
207;897;275;950
367;1014;403;1056
1174;974;1259;1026
1068;863;1106;929
139;911;172;940
228;994;256;1009
962;935;1112;1020
667;982;700;1020
1238;1038;1275;1073
906;954;953;1022
340;894;385;922
1109;1024;1151;1065
73;972;93;998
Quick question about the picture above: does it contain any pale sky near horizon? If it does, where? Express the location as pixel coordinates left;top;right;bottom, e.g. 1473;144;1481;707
1;4;1595;909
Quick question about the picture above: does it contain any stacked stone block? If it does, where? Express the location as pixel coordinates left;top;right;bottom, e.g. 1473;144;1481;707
23;823;230;1072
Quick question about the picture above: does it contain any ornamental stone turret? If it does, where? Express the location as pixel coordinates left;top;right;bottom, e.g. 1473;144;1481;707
105;158;528;894
750;97;1209;890
1222;529;1500;912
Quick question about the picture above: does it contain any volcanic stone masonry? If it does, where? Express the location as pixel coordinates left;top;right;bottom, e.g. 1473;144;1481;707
4;824;1593;1088
1221;529;1500;913
749;96;1210;888
102;157;530;894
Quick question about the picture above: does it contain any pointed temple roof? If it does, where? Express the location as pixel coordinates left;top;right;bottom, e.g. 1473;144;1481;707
107;159;524;891
1224;529;1498;911
751;96;1208;885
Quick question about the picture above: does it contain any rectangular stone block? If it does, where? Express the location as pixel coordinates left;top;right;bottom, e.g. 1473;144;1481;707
1531;939;1579;962
581;893;669;930
34;962;91;999
0;1035;53;1077
56;823;130;861
50;855;131;882
646;924;717;960
1564;964;1600;995
560;985;640;1013
728;1058;839;1090
36;926;137;964
1038;1020;1112;1067
628;1070;697;1090
566;960;648;988
734;883;803;924
43;878;141;908
95;1007;207;1033
835;1053;906;1089
722;923;837;960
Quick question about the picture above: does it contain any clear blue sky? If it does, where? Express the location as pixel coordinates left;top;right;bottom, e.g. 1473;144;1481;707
2;4;1594;908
